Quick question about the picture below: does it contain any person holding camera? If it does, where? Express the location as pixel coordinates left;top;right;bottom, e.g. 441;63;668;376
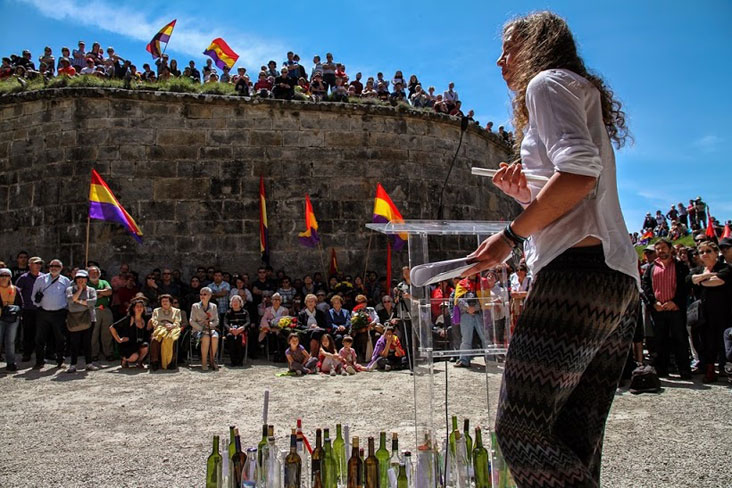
31;258;71;369
65;270;98;373
0;268;23;371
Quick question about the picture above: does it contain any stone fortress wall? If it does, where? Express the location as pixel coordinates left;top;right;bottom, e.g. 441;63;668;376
0;88;517;276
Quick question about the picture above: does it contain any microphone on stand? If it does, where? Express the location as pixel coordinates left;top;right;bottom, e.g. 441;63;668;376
436;116;470;220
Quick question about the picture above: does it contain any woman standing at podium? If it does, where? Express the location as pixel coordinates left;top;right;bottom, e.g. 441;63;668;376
465;12;639;487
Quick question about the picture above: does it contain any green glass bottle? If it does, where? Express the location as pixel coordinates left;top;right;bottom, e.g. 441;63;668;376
397;462;408;488
312;428;324;488
375;432;389;488
463;419;473;463
231;429;247;488
473;428;491;488
347;437;363;488
206;435;222;488
364;437;379;488
257;423;268;474
285;433;302;488
324;436;338;488
334;424;347;485
228;426;237;462
449;416;459;456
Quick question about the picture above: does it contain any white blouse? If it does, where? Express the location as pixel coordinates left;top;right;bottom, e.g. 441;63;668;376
519;69;639;287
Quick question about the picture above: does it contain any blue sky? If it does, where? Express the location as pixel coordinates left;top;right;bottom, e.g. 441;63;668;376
2;0;730;232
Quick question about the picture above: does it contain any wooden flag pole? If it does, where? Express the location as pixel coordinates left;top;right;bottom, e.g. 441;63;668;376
362;232;373;281
84;216;91;268
317;241;328;279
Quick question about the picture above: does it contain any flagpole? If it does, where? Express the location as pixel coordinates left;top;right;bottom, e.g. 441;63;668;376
84;216;90;268
362;233;373;281
317;241;328;280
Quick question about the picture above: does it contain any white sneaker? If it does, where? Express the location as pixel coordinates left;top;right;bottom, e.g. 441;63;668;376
346;366;356;375
86;364;99;371
66;365;77;374
202;365;209;371
329;369;336;376
385;364;392;372
341;369;348;376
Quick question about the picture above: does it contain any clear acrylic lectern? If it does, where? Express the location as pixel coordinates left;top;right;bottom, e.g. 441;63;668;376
365;220;513;483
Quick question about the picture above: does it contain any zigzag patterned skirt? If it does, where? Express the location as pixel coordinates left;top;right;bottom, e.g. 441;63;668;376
495;245;639;488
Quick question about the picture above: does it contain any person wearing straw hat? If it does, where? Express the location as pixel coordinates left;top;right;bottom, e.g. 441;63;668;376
65;269;98;373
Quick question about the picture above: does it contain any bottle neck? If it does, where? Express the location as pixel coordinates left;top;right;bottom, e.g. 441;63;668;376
475;429;483;448
213;436;220;454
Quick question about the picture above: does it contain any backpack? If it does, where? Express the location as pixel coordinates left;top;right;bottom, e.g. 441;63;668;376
629;365;662;394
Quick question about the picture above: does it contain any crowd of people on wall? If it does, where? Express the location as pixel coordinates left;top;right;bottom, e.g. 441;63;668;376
0;43;513;144
630;196;729;244
0;254;532;376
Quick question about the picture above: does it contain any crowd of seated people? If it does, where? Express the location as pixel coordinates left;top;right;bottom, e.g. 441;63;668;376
0;44;506;141
0;254;535;376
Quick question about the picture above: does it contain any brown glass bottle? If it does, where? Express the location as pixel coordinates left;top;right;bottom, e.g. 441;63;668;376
347;436;363;488
312;428;324;488
364;437;379;488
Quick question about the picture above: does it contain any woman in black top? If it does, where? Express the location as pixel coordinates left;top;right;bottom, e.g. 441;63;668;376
687;240;731;383
110;298;151;368
224;295;251;366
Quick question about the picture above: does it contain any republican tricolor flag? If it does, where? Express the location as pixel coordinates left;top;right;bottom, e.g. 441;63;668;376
88;169;143;243
298;195;320;248
146;19;176;59
203;38;239;70
259;176;270;264
373;183;407;251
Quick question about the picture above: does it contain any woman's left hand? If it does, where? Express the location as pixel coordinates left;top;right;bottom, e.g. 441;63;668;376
464;233;513;276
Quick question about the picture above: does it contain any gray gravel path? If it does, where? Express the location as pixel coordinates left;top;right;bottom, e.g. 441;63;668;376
1;360;730;487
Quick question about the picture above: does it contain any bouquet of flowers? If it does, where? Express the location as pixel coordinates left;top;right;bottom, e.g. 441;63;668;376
350;310;370;332
276;316;297;329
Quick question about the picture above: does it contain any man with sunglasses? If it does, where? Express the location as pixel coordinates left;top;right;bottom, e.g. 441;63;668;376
30;259;71;368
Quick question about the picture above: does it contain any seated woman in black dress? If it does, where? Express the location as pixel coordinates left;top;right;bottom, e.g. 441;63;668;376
297;293;329;356
110;298;150;368
225;295;251;367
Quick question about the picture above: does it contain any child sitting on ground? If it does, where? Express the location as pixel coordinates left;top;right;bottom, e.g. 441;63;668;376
318;333;347;376
286;333;317;376
338;335;367;374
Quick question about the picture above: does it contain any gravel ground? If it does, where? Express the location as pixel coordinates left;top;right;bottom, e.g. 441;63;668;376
1;358;730;487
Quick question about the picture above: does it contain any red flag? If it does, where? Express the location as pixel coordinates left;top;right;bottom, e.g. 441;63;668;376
329;248;338;276
386;241;392;289
705;214;717;239
723;223;731;239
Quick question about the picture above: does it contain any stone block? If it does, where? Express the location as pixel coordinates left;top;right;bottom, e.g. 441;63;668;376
324;131;368;147
183;104;212;119
177;160;221;179
157;129;206;146
108;128;154;145
250;131;283;146
200;146;233;159
185;118;226;129
154;178;211;200
147;145;199;161
207;130;238;145
232;146;266;161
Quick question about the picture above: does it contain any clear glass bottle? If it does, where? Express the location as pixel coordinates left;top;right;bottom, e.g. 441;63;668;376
389;433;401;472
267;436;280;488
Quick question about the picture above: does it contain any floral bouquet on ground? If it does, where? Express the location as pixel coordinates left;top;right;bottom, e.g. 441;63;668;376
276;316;298;329
350;310;370;332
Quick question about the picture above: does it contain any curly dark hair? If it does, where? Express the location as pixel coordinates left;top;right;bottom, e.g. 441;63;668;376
503;11;631;151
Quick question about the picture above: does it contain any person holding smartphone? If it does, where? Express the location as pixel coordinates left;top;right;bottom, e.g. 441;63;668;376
464;11;639;487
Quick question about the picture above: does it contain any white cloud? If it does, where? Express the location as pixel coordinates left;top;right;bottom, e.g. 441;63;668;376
18;0;284;68
692;134;722;153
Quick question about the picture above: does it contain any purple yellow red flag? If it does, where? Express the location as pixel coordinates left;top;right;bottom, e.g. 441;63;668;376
88;169;143;243
203;38;239;70
329;248;339;276
259;176;269;265
373;183;407;251
146;19;176;59
298;195;320;248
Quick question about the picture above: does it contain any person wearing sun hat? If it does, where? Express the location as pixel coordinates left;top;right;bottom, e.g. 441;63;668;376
64;269;98;373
